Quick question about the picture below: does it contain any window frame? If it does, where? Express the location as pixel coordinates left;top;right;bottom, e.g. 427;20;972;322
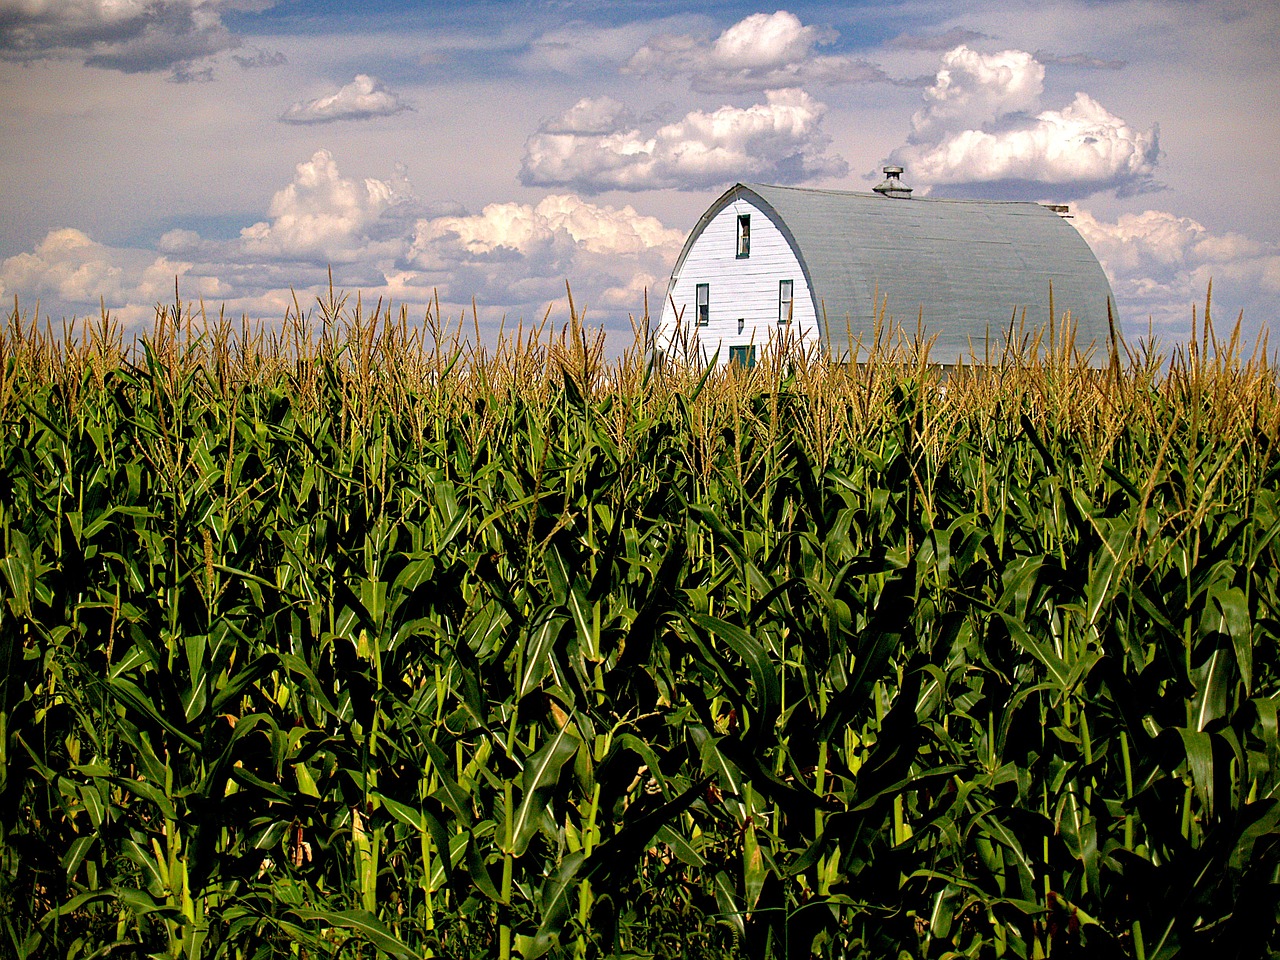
778;279;794;324
736;214;751;258
695;283;710;326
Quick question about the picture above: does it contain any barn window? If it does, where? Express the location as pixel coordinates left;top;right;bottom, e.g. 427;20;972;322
696;283;709;325
736;215;751;258
778;279;794;323
729;345;756;368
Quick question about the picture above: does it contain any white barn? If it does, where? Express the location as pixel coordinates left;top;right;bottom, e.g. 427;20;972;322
658;169;1117;367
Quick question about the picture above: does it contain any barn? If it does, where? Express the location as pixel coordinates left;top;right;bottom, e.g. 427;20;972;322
657;168;1117;367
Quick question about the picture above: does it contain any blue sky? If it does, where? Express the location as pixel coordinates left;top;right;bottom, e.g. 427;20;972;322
2;0;1277;350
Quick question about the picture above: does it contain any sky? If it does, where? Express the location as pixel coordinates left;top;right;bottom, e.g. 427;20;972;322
1;0;1277;353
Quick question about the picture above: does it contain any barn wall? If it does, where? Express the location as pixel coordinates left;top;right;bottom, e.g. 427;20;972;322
658;194;820;364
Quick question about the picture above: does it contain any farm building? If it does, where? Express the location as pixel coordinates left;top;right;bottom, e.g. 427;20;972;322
657;168;1117;367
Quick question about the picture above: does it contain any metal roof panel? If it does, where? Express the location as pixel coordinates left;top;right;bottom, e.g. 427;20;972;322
737;183;1117;364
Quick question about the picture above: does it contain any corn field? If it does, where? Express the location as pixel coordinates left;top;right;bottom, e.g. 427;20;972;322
1;289;1278;959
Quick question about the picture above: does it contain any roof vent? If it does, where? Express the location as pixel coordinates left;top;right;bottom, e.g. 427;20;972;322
873;166;913;199
1043;203;1072;217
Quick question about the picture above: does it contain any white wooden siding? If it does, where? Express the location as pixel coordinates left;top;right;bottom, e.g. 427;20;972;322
658;195;820;364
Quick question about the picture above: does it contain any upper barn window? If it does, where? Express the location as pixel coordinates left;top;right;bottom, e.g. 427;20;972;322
696;283;710;325
736;215;750;258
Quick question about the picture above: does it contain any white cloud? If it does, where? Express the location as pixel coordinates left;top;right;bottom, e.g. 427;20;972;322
280;74;411;124
897;90;1160;199
909;46;1045;139
520;20;667;74
0;0;261;73
237;149;409;263
1;150;681;333
538;96;634;136
886;45;1160;200
521;89;847;193
1073;208;1280;332
0;227;229;324
408;194;684;310
626;10;888;92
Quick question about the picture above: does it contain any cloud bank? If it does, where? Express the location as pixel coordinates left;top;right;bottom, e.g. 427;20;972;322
890;45;1160;200
521;90;847;193
1074;208;1280;331
0;227;228;314
0;150;683;330
409;194;684;309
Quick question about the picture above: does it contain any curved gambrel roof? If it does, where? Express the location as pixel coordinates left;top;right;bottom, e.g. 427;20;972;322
672;183;1117;364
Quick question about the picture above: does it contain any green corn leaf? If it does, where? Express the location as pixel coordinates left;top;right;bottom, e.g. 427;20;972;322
524;851;587;959
61;835;95;881
927;882;964;944
293;761;320;799
655;824;707;867
519;615;567;700
510;723;579;856
1190;644;1232;733
209;654;279;719
288;908;416;959
546;544;594;659
79;783;106;830
1209;581;1252;694
742;821;765;916
711;869;746;943
1176;728;1216;817
375;792;426;833
106;676;201;752
465;830;503;902
422;737;474;825
694;731;745;821
998;611;1071;690
690;613;780;737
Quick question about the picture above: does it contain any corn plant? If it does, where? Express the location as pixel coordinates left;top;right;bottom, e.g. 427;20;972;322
0;289;1277;959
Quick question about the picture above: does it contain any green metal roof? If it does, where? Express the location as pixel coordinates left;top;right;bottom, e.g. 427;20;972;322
694;183;1118;364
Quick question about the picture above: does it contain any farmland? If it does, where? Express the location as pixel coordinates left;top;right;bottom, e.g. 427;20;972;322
1;291;1278;959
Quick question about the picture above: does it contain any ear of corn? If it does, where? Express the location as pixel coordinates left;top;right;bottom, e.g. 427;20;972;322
0;290;1277;958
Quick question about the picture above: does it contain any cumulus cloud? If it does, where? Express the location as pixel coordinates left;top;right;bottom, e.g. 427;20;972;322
238;149;410;262
1073;209;1280;331
521;89;847;193
0;0;260;73
408;194;685;310
1;149;413;327
538;96;635;136
0;227;229;324
909;46;1045;138
888;45;1160;199
280;74;411;125
1;150;682;333
626;10;888;92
